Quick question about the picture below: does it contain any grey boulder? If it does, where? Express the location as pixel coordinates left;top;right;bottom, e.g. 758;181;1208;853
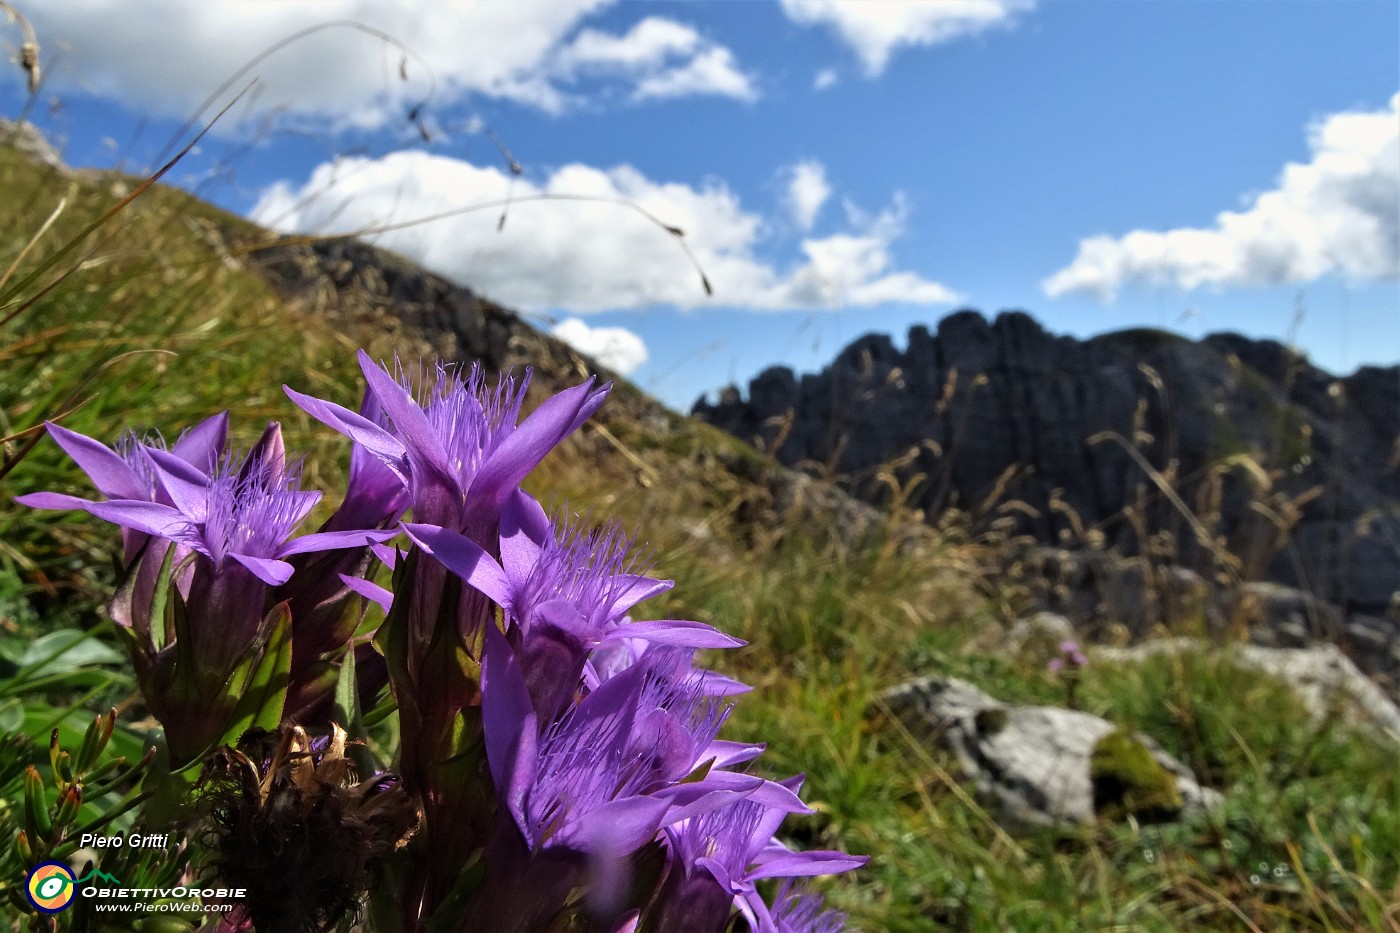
881;676;1222;831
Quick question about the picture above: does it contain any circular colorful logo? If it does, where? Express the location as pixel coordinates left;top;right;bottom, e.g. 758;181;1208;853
25;861;77;914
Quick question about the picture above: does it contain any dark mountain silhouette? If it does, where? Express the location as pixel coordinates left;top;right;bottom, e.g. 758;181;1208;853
694;310;1400;617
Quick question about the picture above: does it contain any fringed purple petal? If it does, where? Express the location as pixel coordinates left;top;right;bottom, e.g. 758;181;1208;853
769;880;847;933
340;573;394;613
662;787;764;827
337;390;410;530
737;888;773;933
13;491;95;511
356;351;459;512
370;542;399;569
499;489;549;582
523;599;596;716
749;781;808;851
402;522;512;607
694;857;739;898
608;574;674;617
170;410;228;470
747;850;869;881
482;624;538;834
705;740;765;768
465;379;609;522
533;598;596;644
692;669;753;696
277;527;399;556
553;795;669;856
143;447;212;521
609;620;744;649
230;553;296;586
238;422;287;486
656;773;811;823
84;499;195;543
283;385;408;483
46;422;144;499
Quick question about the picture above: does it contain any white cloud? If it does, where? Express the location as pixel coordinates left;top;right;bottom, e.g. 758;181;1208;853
550;318;648;374
631;46;755;102
554;16;756;103
783;160;831;231
779;0;1034;76
250;151;960;314
813;68;840;90
1044;94;1400;301
789;195;961;306
559;17;701;69
21;1;753;127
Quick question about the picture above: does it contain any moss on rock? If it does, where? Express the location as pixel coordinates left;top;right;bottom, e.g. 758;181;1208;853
1090;729;1183;824
974;707;1009;735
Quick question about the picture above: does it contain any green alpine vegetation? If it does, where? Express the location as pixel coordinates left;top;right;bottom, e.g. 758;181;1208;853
2;129;1397;932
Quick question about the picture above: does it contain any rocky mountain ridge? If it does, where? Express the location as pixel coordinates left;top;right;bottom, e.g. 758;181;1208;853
694;311;1400;622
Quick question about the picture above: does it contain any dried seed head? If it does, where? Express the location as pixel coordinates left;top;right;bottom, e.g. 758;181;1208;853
19;40;38;92
198;725;419;932
2;3;40;92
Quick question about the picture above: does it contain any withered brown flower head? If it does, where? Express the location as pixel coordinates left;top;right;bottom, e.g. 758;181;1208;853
199;724;419;933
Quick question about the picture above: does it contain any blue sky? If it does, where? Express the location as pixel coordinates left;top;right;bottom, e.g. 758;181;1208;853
4;1;1397;411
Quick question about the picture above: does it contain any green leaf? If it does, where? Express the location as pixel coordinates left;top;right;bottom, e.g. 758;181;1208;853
222;601;293;745
140;738;199;823
110;623;151;682
8;630;122;680
361;688;398;730
424;849;487;933
331;647;384;781
0;698;24;733
373;548;419;696
169;581;195;681
147;543;179;654
332;642;361;735
109;538;177;651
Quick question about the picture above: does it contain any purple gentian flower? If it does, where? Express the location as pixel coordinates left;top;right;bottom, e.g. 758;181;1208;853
286;351;609;536
1049;640;1088;672
475;628;810;928
481;629;801;855
282;356;612;907
288;355;610;696
405;490;741;716
101;428;394;687
586;634;752;697
769;880;847;933
16;413;228;557
656;783;867;933
18;420;396;762
77;428;394;589
16;415;231;643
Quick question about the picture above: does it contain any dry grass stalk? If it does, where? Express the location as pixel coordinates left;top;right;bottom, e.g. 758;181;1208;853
0;2;38;93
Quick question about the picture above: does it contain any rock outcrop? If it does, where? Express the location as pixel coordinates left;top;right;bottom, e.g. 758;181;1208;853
881;675;1221;830
245;237;904;552
1005;545;1397;669
694;311;1400;619
1093;639;1400;745
0;118;64;171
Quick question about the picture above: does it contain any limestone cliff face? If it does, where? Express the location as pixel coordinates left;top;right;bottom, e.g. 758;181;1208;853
694;310;1400;616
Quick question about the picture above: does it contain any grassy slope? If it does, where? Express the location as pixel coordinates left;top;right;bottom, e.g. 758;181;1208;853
1;141;1396;932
